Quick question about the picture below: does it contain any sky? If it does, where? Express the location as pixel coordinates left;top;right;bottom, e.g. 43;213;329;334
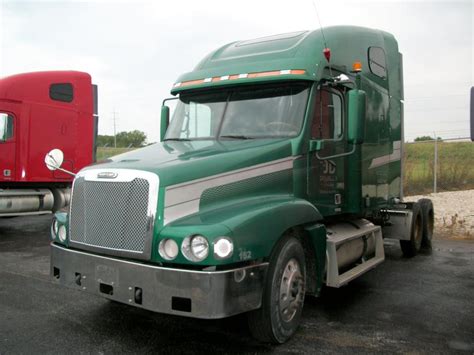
0;0;472;143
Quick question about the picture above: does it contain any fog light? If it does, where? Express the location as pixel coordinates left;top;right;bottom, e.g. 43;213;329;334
159;239;179;260
214;237;233;259
182;235;209;262
51;219;59;240
58;225;67;242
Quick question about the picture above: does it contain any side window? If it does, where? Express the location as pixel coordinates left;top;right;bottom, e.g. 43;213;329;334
368;47;387;79
50;83;74;102
186;102;212;138
0;113;14;142
311;89;343;140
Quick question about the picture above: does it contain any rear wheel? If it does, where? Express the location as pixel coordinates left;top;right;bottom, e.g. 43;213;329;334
400;202;423;257
247;234;306;344
418;198;434;249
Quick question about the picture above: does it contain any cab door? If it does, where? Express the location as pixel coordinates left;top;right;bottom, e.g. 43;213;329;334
0;112;16;181
307;86;347;216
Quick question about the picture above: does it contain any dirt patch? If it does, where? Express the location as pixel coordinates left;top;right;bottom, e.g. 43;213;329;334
405;190;474;239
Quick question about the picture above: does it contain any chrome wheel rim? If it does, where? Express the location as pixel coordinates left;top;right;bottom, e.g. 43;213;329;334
279;258;304;323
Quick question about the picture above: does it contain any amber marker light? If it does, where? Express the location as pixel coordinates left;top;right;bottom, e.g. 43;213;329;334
352;61;362;73
173;69;306;89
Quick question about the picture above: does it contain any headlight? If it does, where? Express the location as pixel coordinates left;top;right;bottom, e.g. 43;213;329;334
51;219;59;240
158;239;179;260
214;237;233;259
181;235;209;262
58;225;67;242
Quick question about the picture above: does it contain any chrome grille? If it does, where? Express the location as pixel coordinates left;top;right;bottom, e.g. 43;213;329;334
69;169;159;259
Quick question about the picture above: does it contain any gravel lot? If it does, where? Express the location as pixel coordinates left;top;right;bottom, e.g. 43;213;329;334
406;189;474;239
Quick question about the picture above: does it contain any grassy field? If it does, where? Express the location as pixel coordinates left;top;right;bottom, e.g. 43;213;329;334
97;141;474;195
404;141;474;195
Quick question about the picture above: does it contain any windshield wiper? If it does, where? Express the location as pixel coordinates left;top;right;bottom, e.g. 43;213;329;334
220;135;254;140
163;138;191;141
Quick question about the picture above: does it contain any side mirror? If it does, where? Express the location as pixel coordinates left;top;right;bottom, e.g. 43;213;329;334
44;148;76;176
470;87;473;141
160;105;170;141
347;89;366;145
45;149;64;171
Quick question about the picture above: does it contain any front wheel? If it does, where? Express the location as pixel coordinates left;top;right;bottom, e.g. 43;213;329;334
247;234;306;344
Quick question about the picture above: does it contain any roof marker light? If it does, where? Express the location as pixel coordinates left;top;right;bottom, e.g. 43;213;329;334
173;69;306;89
323;48;331;62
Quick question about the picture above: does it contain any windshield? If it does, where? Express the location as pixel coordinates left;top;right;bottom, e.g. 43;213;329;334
165;83;310;141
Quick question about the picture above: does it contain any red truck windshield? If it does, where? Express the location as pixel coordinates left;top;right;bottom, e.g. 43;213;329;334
165;83;310;141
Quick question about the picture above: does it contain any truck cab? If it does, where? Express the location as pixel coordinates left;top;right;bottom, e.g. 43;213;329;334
0;71;98;216
49;26;433;344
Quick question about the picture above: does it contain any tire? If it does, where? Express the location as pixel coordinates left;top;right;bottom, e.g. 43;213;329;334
247;234;306;344
400;202;424;257
418;198;434;250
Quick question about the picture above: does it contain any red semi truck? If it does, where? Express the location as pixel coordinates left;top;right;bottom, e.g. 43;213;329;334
0;71;98;217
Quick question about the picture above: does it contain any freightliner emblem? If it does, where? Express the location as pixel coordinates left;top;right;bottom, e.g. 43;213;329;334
97;171;118;179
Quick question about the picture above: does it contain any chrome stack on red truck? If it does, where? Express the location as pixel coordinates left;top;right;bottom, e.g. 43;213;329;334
0;71;98;217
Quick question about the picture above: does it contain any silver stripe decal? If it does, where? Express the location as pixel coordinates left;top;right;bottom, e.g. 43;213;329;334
163;156;297;225
369;141;401;169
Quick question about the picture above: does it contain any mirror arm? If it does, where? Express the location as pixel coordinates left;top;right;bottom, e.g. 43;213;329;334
314;143;356;160
46;164;76;177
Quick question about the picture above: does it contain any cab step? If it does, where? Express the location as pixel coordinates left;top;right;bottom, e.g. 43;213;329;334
325;220;384;288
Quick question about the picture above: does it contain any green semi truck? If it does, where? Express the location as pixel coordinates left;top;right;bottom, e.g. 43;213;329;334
48;26;434;343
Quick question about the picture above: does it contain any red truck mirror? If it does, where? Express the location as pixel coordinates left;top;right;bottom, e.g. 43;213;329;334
160;105;170;142
44;149;75;176
347;89;366;145
45;149;64;171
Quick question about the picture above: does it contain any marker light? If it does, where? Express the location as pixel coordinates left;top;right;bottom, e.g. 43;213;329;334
58;225;67;242
323;47;331;62
214;237;234;259
352;61;362;72
159;239;179;260
173;69;306;89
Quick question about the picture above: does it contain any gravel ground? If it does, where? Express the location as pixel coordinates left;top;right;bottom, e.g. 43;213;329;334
405;189;474;239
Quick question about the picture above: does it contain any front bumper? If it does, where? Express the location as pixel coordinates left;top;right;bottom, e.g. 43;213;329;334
50;243;268;319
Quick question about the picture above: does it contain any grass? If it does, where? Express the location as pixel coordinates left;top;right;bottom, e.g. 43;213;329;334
97;141;474;195
403;141;474;195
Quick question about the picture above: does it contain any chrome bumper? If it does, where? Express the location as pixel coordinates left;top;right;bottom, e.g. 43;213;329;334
50;243;268;319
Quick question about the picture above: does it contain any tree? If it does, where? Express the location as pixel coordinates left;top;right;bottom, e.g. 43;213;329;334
97;130;147;148
414;136;442;142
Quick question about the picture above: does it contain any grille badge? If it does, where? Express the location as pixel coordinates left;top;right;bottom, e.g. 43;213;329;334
97;171;118;179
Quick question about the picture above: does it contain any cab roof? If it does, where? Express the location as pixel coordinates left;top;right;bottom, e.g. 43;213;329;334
171;26;401;99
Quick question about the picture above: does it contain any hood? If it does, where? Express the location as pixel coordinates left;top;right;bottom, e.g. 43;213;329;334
88;138;294;187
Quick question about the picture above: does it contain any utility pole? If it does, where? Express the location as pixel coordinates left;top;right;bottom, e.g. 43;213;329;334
112;109;118;148
433;132;438;193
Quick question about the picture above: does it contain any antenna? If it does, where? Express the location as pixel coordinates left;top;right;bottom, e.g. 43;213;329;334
311;0;333;76
312;0;328;48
